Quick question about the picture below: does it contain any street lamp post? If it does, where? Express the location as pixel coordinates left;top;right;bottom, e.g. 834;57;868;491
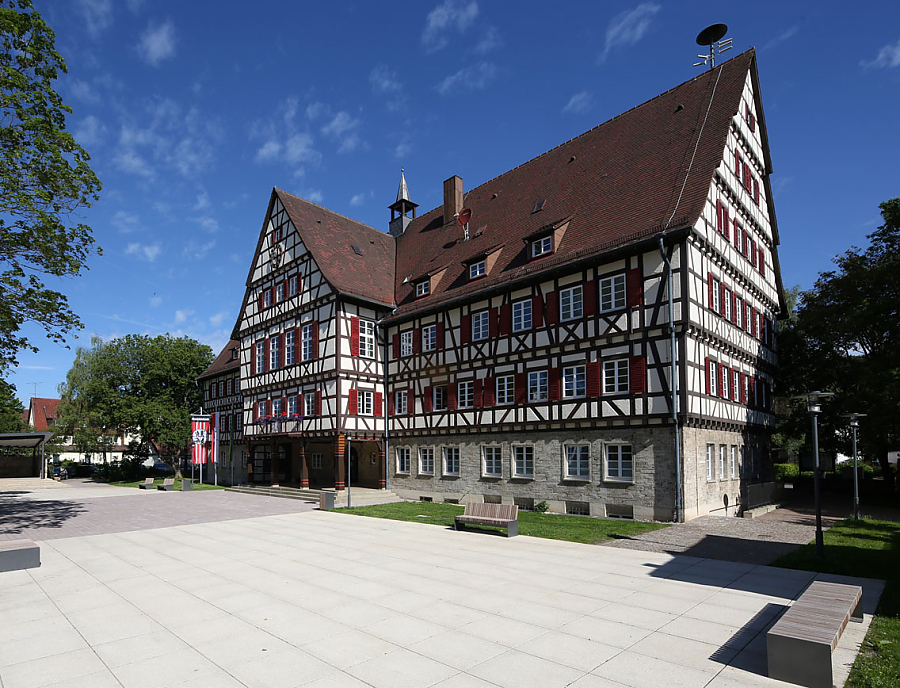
798;391;834;561
846;413;867;521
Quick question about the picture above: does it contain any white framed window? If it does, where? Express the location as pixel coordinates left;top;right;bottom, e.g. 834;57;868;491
732;370;741;402
735;297;744;328
287;396;298;417
722;367;730;399
443;447;460;476
218;381;224;397
606;444;633;481
562;365;586;398
469;260;486;280
396;448;410;474
600;274;626;312
359;320;375;359
565;445;590;480
416;280;429;297
288;275;299;296
743;375;750;404
513;446;534;478
706;444;714;481
301;323;314;361
235;412;242;431
400;330;413;357
496;375;514;405
258;399;267;419
719;445;726;480
512;299;532;332
304;391;316;417
263;289;272;308
394;390;408;415
724;288;732;321
528;371;548;402
745;303;753;332
422;324;436;352
285;330;296;366
560;285;583;321
255;341;265;374
482;446;502;477
275;282;285;303
311;453;323;470
272;398;282;417
269;337;279;370
457;381;474;409
603;359;629;394
730;446;738;478
357;390;373;416
419;447;434;475
532;236;552;258
709;360;718;396
433;386;447;411
472;311;490;341
712;278;722;313
226;378;233;396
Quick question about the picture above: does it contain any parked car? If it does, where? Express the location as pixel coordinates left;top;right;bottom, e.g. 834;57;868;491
74;464;97;478
51;466;67;480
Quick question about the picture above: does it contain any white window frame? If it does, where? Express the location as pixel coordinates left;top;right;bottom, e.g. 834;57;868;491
730;446;738;479
258;399;267;419
722;367;730;399
712;278;721;312
532;235;552;258
263;289;272;309
359;319;376;359
422;324;436;352
482;446;502;477
416;280;429;297
457;381;474;409
396;447;410;474
564;444;590;481
419;447;434;475
562;365;586;399
301;323;314;362
735;297;744;329
433;386;447;412
255;341;265;375
304;391;316;417
226;378;233;396
469;260;486;280
285;330;296;366
732;370;741;402
287;396;298;417
560;285;583;322
272;398;282;417
599;274;626;313
709;360;718;397
393;390;407;415
512;299;532;332
275;282;284;303
288;275;299;296
472;311;490;341
496;375;514;405
603;359;629;395
719;445;726;481
443;447;460;476
605;444;633;482
724;287;732;321
400;330;413;357
512;445;534;479
269;337;279;371
357;390;374;416
706;444;715;481
528;371;548;402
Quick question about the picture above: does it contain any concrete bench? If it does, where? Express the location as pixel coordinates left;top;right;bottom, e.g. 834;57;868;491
767;580;863;688
454;503;518;537
157;478;175;491
138;478;155;490
0;539;41;573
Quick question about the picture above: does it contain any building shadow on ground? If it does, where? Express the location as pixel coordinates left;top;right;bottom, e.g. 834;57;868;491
0;499;87;536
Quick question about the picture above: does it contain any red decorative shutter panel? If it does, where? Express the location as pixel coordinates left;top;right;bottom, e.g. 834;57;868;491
514;373;526;404
311;321;319;359
707;273;714;310
719;283;726;317
413;328;421;354
744;163;752;192
705;357;711;394
758;248;765;276
263;338;270;372
282;279;288;301
532;294;544;327
750;113;756;132
480;378;492;407
423;386;433;412
545;291;559;324
723;208;730;241
388;392;395;416
392;334;400;359
734;149;740;176
250;345;256;377
723;206;730;240
734;219;740;248
749;377;756;408
716;199;723;233
435;322;444;349
626;269;642;306
489;307;499;338
732;292;738;324
630;356;646;394
374;392;382;417
753;178;760;205
499;304;512;335
348;389;358;415
583;280;597;316
460;315;471;344
548;367;561;401
259;292;265;311
473;379;483;408
279;333;285;369
586;361;600;397
751;307;757;338
253;400;258;421
448;382;457;411
314;390;321;416
740;373;747;404
407;389;415;414
349;316;360;356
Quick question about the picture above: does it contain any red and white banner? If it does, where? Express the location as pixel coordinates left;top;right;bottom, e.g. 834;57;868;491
190;414;210;465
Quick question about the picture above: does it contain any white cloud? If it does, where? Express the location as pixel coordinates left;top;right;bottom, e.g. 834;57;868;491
111;210;140;233
306;102;330;121
370;65;403;95
113;149;154;179
209;312;228;327
255;140;282;163
436;62;496;96
321;112;362;153
193;190;210;211
196;217;219;233
422;0;479;53
474;27;502;55
78;0;113;38
600;3;660;61
563;91;593;115
74;115;106;148
764;26;799;51
174;309;193;324
125;242;161;261
183;239;216;260
350;191;372;206
304;189;324;204
861;39;900;69
70;79;100;104
285;133;321;163
149;295;162;308
138;20;176;66
394;138;413;159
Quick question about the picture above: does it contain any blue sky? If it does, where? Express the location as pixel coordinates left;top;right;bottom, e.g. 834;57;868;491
9;0;900;406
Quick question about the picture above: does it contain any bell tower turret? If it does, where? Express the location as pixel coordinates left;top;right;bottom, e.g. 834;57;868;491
388;168;418;237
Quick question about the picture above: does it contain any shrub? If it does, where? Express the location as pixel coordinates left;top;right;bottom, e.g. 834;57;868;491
774;463;800;482
535;500;549;513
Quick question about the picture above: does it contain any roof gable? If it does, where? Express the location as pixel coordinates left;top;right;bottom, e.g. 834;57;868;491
199;340;240;379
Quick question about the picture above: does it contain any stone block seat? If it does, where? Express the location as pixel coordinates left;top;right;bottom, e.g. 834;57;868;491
0;539;40;573
454;503;518;537
157;478;175;491
138;478;155;490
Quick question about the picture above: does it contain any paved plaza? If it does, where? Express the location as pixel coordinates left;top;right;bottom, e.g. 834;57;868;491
0;481;885;688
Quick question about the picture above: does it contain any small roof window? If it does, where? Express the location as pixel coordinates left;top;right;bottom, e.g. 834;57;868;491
532;199;545;213
351;245;363;256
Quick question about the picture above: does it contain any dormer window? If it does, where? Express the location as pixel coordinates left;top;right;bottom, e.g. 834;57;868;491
532;235;552;258
469;260;486;280
415;280;430;298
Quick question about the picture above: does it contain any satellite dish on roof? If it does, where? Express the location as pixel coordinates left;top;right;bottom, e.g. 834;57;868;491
457;208;472;226
696;23;727;47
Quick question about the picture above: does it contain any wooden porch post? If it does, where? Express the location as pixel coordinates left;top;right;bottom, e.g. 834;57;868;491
334;433;346;491
377;442;386;490
299;442;309;488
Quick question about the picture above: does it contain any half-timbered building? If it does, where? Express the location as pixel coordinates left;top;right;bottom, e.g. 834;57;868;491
198;340;246;484
229;50;782;521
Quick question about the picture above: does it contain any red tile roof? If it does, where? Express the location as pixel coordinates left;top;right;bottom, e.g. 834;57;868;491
198;340;241;380
29;397;60;431
391;50;756;317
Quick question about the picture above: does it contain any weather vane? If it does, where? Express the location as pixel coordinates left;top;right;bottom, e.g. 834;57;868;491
694;23;732;70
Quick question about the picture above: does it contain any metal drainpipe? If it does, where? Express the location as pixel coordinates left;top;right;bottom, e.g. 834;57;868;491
659;235;683;523
375;308;398;491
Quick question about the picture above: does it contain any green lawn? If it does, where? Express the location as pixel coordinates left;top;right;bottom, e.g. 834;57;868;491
334;501;668;545
772;518;900;688
108;478;225;491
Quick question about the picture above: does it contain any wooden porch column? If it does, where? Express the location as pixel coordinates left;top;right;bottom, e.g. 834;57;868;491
377;442;386;490
298;442;309;488
270;438;279;486
334;434;346;491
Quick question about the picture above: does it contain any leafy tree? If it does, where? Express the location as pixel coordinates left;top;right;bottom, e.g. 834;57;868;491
777;199;900;480
0;377;24;431
0;0;102;371
57;335;214;465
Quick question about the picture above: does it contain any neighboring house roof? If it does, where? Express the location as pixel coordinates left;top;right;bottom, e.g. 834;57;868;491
28;397;60;431
199;340;241;380
391;50;757;317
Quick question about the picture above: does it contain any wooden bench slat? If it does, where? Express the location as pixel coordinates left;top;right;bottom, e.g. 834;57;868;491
454;503;519;537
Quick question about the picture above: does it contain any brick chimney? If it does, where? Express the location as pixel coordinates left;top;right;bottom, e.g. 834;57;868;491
443;176;463;226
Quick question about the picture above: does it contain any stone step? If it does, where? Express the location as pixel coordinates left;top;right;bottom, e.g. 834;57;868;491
225;486;321;502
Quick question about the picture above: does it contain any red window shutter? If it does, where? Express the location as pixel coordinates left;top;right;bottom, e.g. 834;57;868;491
758;248;765;276
250;345;256;377
473;379;483;408
630;356;646;394
716;199;723;233
626;269;642;306
586;361;600;397
374;392;382;417
253;400;258;421
719;282;726;317
480;378;492;407
732;291;738;323
740;373;747;404
723;207;730;241
258;292;264;311
388;392;395;416
435;322;445;349
295;326;302;362
750;113;756;132
753;178;760;205
544;290;559;324
281;396;287;417
751;307;757;338
279;333;285;369
423;386;433;413
263;338;270;372
734;219;740;248
583;280;597;316
349;316;360;356
282;279;288;301
532;294;544;327
392;334;400;359
734;149;740;176
744;163;751;192
460;314;471;344
514;373;526;404
348;389;358;415
708;273;714;310
314;389;321;416
705;357;711;394
311;321;319;359
761;317;768;345
448;382;457;411
413;328;421;354
548;367;561;401
407;388;415;414
499;304;512;335
489;307;499;338
749;377;757;408
749;238;757;267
